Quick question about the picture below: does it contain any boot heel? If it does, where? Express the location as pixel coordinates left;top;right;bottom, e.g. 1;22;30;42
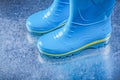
88;39;109;49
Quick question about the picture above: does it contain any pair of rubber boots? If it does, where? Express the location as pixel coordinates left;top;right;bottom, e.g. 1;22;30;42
26;0;115;57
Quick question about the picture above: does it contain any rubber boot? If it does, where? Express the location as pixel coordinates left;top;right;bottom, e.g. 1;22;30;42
26;0;69;34
37;0;115;57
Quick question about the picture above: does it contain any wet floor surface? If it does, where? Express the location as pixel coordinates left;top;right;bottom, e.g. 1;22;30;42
0;0;120;80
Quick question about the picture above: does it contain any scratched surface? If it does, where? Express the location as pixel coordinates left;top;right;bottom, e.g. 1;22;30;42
0;0;120;80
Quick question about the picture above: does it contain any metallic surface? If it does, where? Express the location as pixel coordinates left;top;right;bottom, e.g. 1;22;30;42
0;0;120;80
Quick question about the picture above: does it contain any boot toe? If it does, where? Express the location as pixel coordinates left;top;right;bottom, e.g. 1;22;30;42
37;30;69;56
26;10;52;33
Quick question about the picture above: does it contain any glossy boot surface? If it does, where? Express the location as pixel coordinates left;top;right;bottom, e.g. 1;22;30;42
26;0;69;34
38;0;115;57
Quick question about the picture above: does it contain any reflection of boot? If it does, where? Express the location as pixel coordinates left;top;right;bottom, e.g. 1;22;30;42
37;0;115;57
26;0;69;34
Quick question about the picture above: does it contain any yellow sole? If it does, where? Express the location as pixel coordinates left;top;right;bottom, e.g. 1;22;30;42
27;21;66;34
39;35;111;57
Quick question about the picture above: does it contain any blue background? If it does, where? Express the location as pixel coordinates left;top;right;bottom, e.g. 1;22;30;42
0;0;120;80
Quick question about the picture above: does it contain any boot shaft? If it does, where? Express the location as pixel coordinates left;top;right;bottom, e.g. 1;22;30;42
45;0;70;21
50;0;70;15
54;0;69;4
69;0;115;25
52;0;69;8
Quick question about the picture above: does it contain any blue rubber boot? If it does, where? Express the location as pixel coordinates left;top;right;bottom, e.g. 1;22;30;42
38;0;115;57
26;0;69;34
